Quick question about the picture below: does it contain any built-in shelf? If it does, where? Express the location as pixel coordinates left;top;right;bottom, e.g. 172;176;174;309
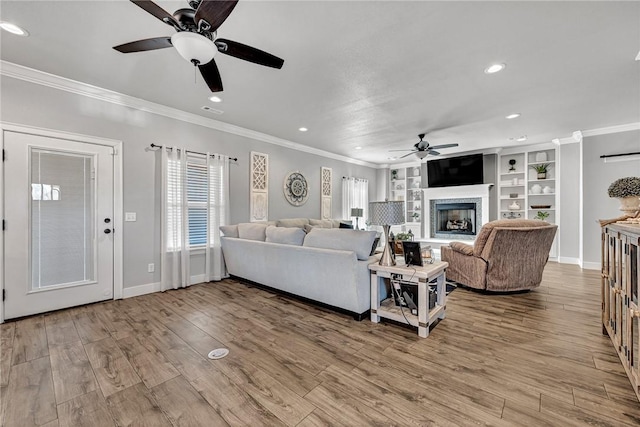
529;193;555;196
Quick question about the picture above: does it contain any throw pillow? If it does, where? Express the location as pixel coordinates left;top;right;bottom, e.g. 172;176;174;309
339;222;353;229
309;219;333;228
303;228;377;261
237;223;268;241
265;225;306;246
219;225;239;238
276;218;310;228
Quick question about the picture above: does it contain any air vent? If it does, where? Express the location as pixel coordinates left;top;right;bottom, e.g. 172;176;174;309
201;106;223;115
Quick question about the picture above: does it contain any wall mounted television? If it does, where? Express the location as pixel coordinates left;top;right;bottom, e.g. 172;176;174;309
427;153;484;188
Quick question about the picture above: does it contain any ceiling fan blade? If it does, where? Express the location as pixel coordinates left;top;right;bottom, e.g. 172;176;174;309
215;38;284;69
113;37;172;53
399;152;416;159
429;143;459;150
388;149;415;152
194;0;239;33
199;59;224;92
427;150;441;156
131;0;179;27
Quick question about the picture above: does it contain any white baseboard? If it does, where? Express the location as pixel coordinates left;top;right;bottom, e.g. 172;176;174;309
122;274;210;299
558;257;580;265
123;282;161;299
581;261;601;270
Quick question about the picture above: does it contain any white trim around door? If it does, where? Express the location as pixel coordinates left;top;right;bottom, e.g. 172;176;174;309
0;122;123;322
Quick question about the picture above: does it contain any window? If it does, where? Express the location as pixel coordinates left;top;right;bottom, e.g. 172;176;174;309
166;155;227;250
342;177;368;228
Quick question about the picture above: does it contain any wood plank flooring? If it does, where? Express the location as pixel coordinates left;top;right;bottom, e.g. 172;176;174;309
1;262;639;426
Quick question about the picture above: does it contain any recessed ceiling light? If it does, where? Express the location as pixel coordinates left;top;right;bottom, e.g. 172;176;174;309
208;96;222;103
505;113;521;119
298;127;308;132
484;63;505;74
0;21;28;36
355;146;362;150
388;156;397;160
516;136;527;142
636;50;640;61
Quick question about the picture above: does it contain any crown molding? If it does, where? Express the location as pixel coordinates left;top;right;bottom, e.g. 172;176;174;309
0;60;379;168
581;122;640;138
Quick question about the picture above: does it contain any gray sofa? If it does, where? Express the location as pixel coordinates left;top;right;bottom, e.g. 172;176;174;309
220;221;383;319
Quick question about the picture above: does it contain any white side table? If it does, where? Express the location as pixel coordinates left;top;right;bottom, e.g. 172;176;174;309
369;260;448;338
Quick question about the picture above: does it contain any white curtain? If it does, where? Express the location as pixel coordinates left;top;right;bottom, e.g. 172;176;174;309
342;177;368;229
205;153;229;282
161;148;229;291
161;147;190;291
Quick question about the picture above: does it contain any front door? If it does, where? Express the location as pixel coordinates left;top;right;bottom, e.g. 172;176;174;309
3;130;114;319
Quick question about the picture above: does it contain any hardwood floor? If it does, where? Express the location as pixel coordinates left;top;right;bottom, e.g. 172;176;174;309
1;262;639;426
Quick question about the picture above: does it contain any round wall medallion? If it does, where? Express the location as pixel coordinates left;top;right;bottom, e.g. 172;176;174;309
283;171;309;206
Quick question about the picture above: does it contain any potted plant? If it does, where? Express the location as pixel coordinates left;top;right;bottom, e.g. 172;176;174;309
412;212;420;222
530;163;550;179
607;177;640;214
534;211;549;221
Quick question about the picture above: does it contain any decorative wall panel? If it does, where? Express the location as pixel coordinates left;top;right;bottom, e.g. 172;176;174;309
321;167;332;219
250;152;268;222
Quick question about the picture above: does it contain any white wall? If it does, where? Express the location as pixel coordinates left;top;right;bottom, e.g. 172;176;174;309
582;129;640;268
558;142;581;263
1;77;380;289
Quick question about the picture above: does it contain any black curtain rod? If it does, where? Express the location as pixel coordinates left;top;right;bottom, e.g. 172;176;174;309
150;143;238;162
599;151;640;159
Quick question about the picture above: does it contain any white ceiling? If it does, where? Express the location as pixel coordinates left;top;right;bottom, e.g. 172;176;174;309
1;1;639;165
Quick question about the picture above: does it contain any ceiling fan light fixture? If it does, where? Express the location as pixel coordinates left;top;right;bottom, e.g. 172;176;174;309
415;151;429;160
208;96;222;103
171;32;217;65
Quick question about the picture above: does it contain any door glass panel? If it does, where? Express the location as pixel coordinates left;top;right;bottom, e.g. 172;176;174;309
30;148;95;289
633;315;639;369
631;244;638;306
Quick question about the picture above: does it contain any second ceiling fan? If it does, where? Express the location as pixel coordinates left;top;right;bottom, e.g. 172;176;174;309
113;0;284;92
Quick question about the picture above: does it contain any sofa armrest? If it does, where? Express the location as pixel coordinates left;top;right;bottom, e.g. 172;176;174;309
449;241;474;256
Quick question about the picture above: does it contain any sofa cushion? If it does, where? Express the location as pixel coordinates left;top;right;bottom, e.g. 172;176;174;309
276;218;310;228
219;225;239;238
473;219;550;256
309;219;333;228
303;228;377;261
237;223;268;241
265;225;306;246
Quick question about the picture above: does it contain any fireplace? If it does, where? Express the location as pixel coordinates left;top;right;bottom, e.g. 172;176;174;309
429;196;483;240
435;203;476;236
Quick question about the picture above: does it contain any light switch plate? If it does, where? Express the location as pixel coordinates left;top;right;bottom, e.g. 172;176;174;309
125;212;136;222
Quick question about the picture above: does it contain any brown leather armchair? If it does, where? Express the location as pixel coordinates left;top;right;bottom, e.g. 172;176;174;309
441;219;557;292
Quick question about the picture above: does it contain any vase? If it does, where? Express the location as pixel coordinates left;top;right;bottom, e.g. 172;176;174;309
531;184;542;194
535;152;548;162
537;172;546;179
616;196;640;214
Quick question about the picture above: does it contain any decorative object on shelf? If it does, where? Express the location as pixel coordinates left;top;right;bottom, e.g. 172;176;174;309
415;205;421;210
534;211;550;221
607;176;640;214
530;163;550;179
531;205;552;209
535;152;548;162
508;201;521;210
502;211;522;219
414;167;420;176
350;207;363;230
396;183;404;190
250;151;269;222
543;186;553;194
369;201;405;266
509;193;518;198
531;184;542;194
321;167;332;220
391;169;398;181
283;171;309;206
413;181;420;188
412;212;420;221
421;246;434;264
512;177;519;185
413;192;421;201
508;159;517;172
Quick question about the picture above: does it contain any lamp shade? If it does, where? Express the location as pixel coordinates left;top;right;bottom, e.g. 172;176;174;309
350;208;363;217
369;201;405;225
171;32;218;65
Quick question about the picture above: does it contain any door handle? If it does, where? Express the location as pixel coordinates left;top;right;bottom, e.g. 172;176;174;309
104;229;112;234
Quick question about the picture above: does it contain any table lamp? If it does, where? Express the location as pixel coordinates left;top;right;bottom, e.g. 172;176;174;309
369;201;405;266
350;208;363;230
